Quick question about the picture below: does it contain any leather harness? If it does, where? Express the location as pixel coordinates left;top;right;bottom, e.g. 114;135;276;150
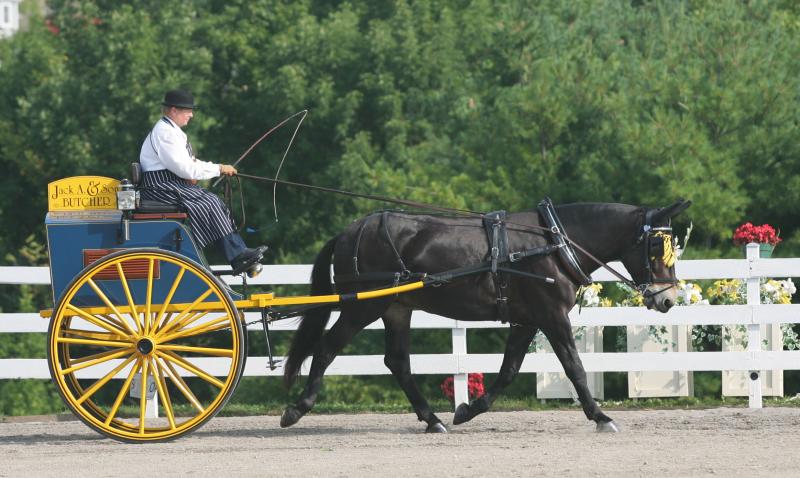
333;198;588;323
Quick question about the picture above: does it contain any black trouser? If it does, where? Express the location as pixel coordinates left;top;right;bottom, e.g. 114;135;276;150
215;232;248;263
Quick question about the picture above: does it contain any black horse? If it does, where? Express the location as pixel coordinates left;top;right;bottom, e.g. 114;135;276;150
281;200;691;433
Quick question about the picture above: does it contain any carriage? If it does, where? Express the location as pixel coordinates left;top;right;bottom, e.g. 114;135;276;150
41;173;429;443
41;172;690;443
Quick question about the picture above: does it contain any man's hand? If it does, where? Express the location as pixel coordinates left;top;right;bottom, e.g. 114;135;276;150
219;164;237;176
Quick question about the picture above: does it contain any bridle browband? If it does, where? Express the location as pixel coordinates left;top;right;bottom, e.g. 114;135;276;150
231;172;677;298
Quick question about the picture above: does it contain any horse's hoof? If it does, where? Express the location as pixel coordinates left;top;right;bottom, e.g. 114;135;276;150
426;422;448;433
452;403;472;425
280;407;303;428
596;420;620;433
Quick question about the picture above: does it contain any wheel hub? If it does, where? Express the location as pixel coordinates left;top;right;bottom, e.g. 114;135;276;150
136;337;155;355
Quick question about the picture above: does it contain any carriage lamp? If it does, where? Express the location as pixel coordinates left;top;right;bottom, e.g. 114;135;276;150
117;179;137;243
117;179;137;211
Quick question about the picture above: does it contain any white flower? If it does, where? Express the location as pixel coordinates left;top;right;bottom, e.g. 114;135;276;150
582;287;600;307
677;282;704;305
781;279;796;296
762;281;777;295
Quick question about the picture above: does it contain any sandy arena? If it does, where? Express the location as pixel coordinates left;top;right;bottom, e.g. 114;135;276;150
2;408;799;477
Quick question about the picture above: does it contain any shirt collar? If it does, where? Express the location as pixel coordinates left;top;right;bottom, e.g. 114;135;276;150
161;116;178;128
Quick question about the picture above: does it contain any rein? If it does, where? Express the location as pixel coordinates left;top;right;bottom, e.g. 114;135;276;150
233;172;645;292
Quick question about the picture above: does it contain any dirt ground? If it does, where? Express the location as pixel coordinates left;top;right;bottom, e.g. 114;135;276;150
2;407;799;477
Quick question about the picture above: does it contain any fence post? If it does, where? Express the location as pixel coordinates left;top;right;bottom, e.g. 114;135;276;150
746;242;763;409
147;393;159;419
451;324;469;409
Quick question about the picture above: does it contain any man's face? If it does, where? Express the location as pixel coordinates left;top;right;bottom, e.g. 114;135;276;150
168;107;194;128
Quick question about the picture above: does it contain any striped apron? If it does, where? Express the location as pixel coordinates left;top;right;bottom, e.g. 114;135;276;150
140;169;235;248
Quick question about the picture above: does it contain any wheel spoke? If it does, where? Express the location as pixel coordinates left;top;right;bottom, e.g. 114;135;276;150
60;347;135;375
65;304;130;338
116;263;143;333
153;267;186;332
98;313;131;334
139;359;149;434
105;358;142;426
156;288;215;338
158;344;234;357
160;357;204;412
76;355;137;405
151;358;176;429
156;310;204;338
86;278;136;335
57;336;132;348
145;258;155;334
63;329;129;342
158;316;232;343
157;350;225;388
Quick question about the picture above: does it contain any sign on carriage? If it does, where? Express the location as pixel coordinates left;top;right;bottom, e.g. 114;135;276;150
48;176;119;211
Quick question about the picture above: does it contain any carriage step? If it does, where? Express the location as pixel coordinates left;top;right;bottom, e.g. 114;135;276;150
267;358;283;371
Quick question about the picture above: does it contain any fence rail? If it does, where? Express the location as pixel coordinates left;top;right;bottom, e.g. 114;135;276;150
2;243;799;408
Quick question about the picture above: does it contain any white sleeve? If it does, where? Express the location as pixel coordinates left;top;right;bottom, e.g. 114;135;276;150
156;130;220;180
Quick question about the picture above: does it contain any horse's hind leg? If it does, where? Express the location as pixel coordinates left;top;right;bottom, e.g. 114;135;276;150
281;300;387;428
453;323;537;425
543;315;619;432
382;305;447;433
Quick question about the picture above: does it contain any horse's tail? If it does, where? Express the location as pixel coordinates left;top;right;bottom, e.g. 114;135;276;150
283;235;339;388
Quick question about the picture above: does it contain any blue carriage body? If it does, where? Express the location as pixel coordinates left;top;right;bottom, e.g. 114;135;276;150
45;209;230;308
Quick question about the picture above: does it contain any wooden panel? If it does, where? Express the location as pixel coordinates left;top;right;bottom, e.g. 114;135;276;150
536;327;604;400
82;249;159;280
627;325;693;398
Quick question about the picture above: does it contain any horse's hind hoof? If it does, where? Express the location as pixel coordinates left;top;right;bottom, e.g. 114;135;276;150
280;406;303;428
426;422;448;433
452;403;473;425
596;420;620;433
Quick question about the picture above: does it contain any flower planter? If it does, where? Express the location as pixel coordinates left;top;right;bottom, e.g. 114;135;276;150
740;243;774;258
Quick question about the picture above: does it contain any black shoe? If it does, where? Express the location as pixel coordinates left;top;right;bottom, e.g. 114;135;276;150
231;245;268;277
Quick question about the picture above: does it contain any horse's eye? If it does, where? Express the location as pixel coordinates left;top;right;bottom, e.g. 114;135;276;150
649;237;664;257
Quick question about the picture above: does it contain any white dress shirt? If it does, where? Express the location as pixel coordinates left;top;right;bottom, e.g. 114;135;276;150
139;116;220;180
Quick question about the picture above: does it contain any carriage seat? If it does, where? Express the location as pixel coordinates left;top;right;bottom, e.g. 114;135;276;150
130;162;188;220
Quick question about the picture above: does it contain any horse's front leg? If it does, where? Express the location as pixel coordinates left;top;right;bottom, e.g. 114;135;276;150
544;316;619;433
453;323;537;425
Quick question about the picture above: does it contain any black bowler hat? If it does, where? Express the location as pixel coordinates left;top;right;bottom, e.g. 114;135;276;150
162;89;198;109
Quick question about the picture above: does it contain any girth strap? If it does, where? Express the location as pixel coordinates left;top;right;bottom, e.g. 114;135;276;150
483;210;511;323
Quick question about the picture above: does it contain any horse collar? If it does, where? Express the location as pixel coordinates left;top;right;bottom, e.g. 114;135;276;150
537;197;593;287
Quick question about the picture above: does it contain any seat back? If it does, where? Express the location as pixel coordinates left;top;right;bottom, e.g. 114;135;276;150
131;162;142;187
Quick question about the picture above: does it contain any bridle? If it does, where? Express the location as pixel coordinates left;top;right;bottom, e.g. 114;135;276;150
634;209;680;298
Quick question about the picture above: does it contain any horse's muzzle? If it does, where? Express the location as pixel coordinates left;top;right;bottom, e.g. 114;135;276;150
643;285;678;313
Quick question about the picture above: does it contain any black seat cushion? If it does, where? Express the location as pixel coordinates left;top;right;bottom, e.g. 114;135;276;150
137;199;185;214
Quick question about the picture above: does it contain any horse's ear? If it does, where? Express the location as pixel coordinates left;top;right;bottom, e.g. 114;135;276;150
652;199;692;224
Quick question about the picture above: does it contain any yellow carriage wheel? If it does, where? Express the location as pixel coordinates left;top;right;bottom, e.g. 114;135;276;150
47;249;245;443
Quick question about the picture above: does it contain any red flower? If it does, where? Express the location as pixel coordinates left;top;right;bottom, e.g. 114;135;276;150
440;373;485;401
733;222;781;246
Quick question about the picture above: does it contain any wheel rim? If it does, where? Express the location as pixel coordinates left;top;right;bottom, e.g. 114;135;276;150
48;250;243;442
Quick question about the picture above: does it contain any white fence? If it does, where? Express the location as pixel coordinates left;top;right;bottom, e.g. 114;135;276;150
2;243;800;409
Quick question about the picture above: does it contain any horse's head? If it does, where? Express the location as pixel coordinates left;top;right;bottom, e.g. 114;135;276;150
620;200;692;313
